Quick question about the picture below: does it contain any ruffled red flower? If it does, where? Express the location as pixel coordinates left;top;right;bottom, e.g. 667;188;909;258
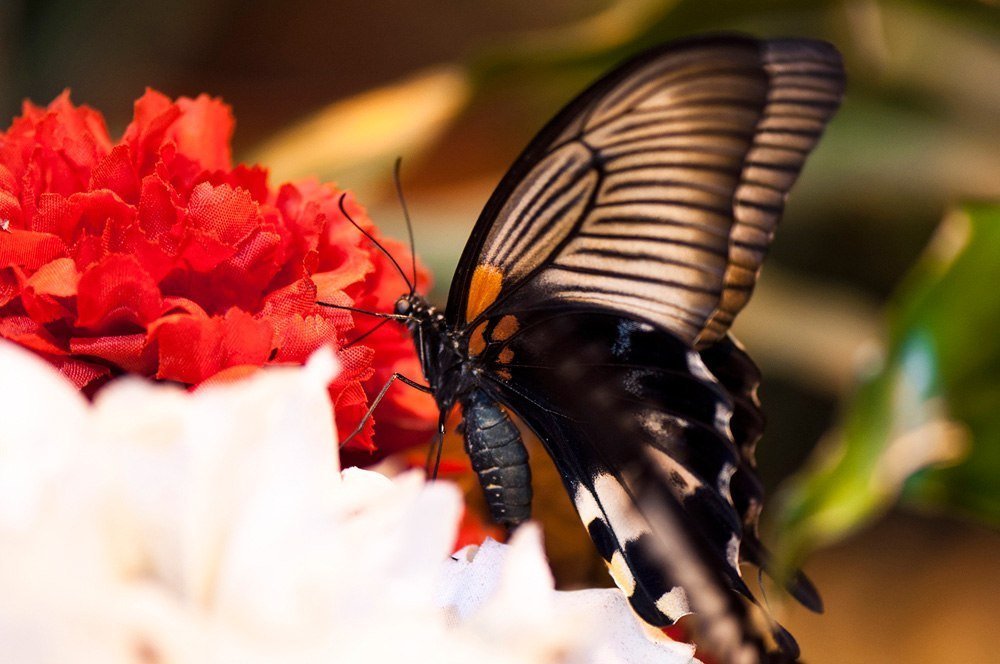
0;89;436;455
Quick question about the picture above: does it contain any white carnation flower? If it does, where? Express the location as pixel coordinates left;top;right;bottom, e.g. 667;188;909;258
0;341;696;664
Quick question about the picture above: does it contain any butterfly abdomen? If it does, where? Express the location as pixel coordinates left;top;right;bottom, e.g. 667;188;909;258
461;389;532;526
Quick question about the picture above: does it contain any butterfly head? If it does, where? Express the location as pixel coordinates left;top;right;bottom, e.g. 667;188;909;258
394;295;414;317
394;293;444;328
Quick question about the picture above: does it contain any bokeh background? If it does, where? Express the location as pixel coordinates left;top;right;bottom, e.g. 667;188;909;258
3;1;998;661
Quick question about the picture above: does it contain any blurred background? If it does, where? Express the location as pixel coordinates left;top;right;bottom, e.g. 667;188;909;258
2;1;998;661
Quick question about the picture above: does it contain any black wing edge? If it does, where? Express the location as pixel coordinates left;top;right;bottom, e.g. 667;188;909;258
701;337;824;614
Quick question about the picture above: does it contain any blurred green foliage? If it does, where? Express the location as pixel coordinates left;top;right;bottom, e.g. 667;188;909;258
901;206;1000;521
777;203;1000;564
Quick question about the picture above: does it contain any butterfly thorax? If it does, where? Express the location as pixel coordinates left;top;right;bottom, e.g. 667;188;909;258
395;293;470;410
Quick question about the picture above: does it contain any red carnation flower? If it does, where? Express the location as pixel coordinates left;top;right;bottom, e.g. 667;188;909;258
0;89;436;455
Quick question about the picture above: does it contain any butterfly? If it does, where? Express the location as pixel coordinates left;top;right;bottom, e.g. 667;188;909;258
329;34;844;663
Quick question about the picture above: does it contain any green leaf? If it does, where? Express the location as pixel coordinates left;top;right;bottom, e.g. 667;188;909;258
898;203;1000;521
775;203;1000;565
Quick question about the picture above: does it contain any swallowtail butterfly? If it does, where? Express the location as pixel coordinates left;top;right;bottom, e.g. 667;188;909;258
335;34;844;663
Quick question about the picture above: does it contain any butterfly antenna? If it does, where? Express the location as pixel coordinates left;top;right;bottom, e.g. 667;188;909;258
316;301;407;321
424;416;447;480
338;193;414;292
393;157;418;296
343;316;393;349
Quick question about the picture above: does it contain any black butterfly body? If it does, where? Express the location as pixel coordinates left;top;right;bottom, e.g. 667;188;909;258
389;34;844;662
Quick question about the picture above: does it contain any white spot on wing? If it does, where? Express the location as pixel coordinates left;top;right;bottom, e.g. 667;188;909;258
645;447;701;497
656;586;691;621
640;411;687;439
718;462;736;503
592;473;649;543
686;350;716;383
573;482;603;527
714;400;733;438
608;551;636;595
726;533;742;574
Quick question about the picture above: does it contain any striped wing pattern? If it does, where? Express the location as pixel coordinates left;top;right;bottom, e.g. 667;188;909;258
455;37;844;348
699;39;847;345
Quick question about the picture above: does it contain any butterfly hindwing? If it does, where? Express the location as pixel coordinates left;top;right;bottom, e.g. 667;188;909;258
475;308;791;658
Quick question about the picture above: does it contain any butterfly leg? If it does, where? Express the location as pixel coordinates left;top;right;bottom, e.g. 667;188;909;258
338;372;432;449
424;414;448;480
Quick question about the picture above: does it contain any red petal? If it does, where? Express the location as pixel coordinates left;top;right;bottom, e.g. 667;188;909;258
32;190;135;249
159;296;208;317
8;92;113;192
0;267;19;307
329;344;376;451
331;381;375;453
211;228;283;306
197;363;263;385
168;95;234;172
270;313;337;364
17;257;78;323
0;315;67;355
151;307;273;384
261;277;317;320
186;182;258;246
137;175;182;242
227;165;269;204
174;227;237;273
312;250;373;297
70;333;155;374
0;229;67;270
30;193;78;240
24;256;78;297
176;183;259;271
76;254;162;333
49;354;111;390
0;189;23;228
122;89;181;176
89;144;140;203
44;91;113;156
361;331;437;457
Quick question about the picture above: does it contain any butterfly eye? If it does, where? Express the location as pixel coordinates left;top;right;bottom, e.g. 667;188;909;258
394;297;412;317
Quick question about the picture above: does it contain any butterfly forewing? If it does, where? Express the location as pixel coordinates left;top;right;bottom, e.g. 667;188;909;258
447;36;844;350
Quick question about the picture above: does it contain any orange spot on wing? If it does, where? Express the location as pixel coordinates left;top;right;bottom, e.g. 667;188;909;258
468;321;487;356
496;368;512;381
498;347;514;364
493;314;519;341
466;264;504;322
